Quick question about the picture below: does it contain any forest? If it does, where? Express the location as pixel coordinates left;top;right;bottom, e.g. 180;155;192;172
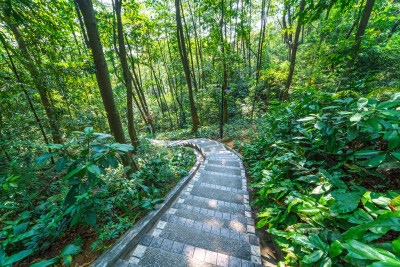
0;0;399;265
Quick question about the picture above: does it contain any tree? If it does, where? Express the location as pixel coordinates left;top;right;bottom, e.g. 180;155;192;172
282;0;306;101
174;0;200;133
76;0;137;171
4;21;64;144
114;0;140;148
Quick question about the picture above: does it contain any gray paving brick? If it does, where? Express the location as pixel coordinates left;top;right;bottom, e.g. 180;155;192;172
150;237;163;248
183;245;195;258
229;256;242;267
139;234;153;246
204;250;218;265
171;241;185;254
161;239;174;252
193;247;206;261
217;253;229;266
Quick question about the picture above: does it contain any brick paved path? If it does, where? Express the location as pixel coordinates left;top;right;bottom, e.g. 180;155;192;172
116;139;263;267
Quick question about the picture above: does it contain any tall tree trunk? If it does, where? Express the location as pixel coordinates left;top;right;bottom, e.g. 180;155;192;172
76;0;137;172
345;0;365;40
282;0;306;101
352;0;376;56
125;38;155;133
115;0;139;148
388;20;400;39
6;22;63;144
73;0;90;49
251;0;270;119
339;0;376;87
181;2;199;94
175;0;200;132
220;0;228;123
0;36;54;163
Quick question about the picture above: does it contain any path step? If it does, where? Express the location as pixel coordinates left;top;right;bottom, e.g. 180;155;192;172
135;238;262;267
196;173;243;189
190;185;245;204
207;160;241;167
178;195;248;216
204;165;242;176
172;202;252;223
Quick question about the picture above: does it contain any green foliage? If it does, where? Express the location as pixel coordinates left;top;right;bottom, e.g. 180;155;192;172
242;91;400;266
0;128;195;265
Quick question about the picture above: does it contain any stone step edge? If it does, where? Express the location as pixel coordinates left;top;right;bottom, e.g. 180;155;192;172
205;163;243;170
199;169;243;178
130;234;263;266
179;193;251;212
192;181;248;194
172;201;253;223
158;212;259;245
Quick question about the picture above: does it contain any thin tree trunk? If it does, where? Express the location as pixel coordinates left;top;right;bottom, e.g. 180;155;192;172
125;37;155;133
282;0;306;101
73;0;90;49
345;0;365;40
175;0;200;132
0;36;54;163
7;22;63;144
115;0;139;147
181;2;199;94
388;19;400;39
76;0;137;172
221;0;228;123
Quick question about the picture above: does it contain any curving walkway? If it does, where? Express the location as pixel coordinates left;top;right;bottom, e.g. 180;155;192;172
116;139;263;267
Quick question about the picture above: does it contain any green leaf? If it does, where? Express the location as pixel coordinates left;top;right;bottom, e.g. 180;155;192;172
297;116;316;122
342;239;398;261
350;113;363;122
108;155;119;168
387;131;400;150
63;255;72;267
110;143;134;152
3;249;33;265
13;222;28;236
392;150;400;160
355;150;381;158
315;121;326;130
343;215;400;240
309;234;329;252
63;166;86;182
302;250;324;264
357;98;368;110
87;164;101;176
60;244;81;256
84;211;96;226
393;237;400;255
36;152;58;164
329;240;343;258
56;157;67;172
330;191;361;214
366;117;381;131
348;127;359;141
46;144;63;150
377;100;399;110
29;258;59;267
84;127;94;135
12;229;38;242
368;154;386;167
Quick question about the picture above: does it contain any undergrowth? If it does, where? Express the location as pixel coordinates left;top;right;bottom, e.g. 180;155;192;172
241;90;400;266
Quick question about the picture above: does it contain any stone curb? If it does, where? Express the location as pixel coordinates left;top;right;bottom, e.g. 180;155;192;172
222;143;243;160
90;144;204;267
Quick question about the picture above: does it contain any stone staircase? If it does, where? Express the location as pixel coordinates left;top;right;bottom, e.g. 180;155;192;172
115;139;263;267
